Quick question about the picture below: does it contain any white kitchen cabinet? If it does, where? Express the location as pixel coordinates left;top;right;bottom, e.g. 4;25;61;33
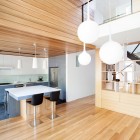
0;55;48;75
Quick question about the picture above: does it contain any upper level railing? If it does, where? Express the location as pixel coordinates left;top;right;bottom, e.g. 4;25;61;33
82;0;140;25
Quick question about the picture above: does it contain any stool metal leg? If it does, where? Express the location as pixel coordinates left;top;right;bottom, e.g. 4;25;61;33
26;101;28;121
48;101;59;120
33;106;36;126
51;101;56;119
29;105;43;127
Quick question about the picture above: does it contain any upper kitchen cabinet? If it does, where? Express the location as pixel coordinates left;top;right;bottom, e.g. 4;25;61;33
0;54;48;75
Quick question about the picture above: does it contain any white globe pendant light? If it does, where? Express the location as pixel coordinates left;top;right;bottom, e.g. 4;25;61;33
78;43;91;65
43;59;47;69
99;39;124;65
32;43;38;69
99;0;123;65
77;0;99;43
17;48;22;69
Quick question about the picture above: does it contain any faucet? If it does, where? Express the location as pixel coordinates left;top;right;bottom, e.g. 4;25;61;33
29;78;31;82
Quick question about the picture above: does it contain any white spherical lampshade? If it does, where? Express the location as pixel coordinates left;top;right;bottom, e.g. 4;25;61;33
77;20;99;43
99;40;124;65
78;51;91;65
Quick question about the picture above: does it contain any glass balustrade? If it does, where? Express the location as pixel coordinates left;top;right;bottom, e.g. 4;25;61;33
82;0;140;24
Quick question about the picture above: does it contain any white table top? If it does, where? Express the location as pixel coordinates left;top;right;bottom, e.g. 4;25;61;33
5;85;61;101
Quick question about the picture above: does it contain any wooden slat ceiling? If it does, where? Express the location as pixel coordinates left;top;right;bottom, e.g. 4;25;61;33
0;26;95;58
68;0;87;7
0;0;95;58
0;0;82;45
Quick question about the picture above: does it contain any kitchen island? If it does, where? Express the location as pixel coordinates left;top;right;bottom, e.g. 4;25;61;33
0;81;48;120
5;85;61;120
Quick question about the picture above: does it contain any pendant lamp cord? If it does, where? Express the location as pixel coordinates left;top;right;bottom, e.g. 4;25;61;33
18;48;21;56
44;48;47;58
87;0;90;20
108;0;112;41
83;43;86;51
34;43;37;58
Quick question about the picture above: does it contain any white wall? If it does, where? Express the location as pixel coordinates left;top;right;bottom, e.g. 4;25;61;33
95;12;140;47
66;50;95;102
99;12;140;38
0;55;48;75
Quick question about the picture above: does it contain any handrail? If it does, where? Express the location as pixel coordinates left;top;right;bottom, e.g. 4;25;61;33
81;0;139;25
131;43;140;54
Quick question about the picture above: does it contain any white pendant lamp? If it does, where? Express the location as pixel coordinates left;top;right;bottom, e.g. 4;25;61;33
99;0;123;65
17;48;22;69
43;59;47;69
78;43;91;65
42;48;47;69
32;43;38;69
77;0;99;43
32;57;38;68
99;39;124;65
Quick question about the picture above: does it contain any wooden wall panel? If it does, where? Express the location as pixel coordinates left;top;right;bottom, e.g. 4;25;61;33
133;0;140;13
102;96;140;118
95;49;102;107
95;49;140;118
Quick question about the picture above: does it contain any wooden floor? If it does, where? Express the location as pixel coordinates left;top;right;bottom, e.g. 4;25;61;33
0;95;140;140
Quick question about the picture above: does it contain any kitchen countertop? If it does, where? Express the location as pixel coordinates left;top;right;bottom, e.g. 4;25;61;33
5;85;60;100
0;81;48;86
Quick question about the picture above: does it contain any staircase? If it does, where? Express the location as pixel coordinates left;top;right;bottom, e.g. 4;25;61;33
127;43;140;65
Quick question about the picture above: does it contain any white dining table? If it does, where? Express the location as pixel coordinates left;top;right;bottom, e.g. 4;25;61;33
5;85;61;101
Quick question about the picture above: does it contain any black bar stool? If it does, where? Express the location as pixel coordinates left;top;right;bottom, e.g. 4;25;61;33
45;91;60;119
26;93;43;127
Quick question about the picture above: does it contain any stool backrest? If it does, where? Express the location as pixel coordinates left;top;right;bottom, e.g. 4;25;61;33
50;91;60;101
31;93;43;106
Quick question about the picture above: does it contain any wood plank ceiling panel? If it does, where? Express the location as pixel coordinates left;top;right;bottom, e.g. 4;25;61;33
67;0;87;7
0;26;95;58
0;0;96;58
0;0;83;45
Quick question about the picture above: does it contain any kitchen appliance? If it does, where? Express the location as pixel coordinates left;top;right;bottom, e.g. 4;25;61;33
49;67;58;87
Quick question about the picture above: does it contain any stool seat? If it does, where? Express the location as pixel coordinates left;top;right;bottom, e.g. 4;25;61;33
46;91;60;101
26;100;31;104
45;97;50;100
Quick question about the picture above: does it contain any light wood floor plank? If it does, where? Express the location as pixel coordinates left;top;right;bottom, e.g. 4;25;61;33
0;95;140;140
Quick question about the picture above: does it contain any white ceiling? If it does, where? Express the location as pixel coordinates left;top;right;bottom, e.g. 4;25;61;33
83;0;139;49
94;27;140;47
94;12;140;47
